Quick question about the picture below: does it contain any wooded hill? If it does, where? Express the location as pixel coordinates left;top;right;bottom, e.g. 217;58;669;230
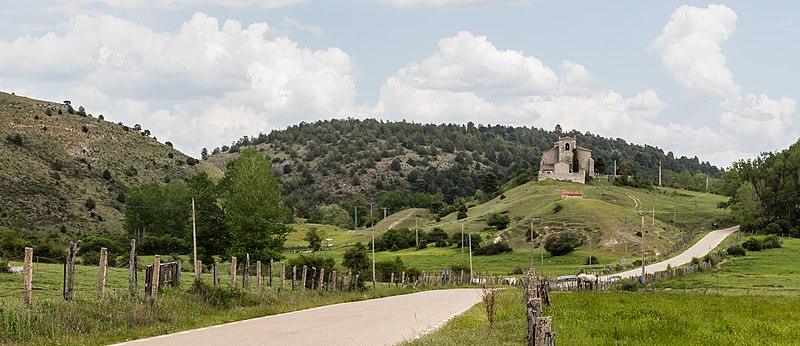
0;92;212;236
206;118;721;220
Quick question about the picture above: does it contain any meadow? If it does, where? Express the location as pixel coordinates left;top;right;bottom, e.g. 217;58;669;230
406;288;800;346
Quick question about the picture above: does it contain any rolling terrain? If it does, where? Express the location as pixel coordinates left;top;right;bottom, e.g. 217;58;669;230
0;92;212;236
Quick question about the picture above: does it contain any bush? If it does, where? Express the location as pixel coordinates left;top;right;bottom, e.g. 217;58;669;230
426;228;448;246
33;242;67;263
84;198;96;210
81;125;89;133
472;242;513;256
726;245;746;256
617;281;639;292
375;228;416;251
544;231;582;256
0;257;9;273
5;133;23;146
585;255;599;265
102;169;112;180
287;254;336;289
763;235;782;249
375;256;419;281
741;238;763;251
486;213;510;230
765;223;782;235
190;282;261;308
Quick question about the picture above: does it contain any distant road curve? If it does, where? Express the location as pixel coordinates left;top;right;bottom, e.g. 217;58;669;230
602;226;739;280
112;288;483;346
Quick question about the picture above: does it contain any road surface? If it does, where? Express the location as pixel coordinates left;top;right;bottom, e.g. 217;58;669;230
113;288;483;346
602;226;738;280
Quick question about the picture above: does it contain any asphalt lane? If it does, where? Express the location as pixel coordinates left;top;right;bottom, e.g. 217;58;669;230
112;288;484;346
602;225;739;280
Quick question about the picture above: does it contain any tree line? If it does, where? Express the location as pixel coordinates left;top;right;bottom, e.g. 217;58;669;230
204;118;722;221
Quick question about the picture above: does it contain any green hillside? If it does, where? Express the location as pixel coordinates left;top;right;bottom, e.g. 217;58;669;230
0;92;213;236
205;118;723;220
285;179;730;275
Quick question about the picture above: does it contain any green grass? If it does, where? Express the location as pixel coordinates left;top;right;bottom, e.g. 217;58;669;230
408;288;800;345
284;179;729;277
0;258;438;345
654;237;800;295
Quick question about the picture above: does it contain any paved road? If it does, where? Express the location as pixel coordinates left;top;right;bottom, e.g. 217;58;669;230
113;288;483;346
602;226;739;280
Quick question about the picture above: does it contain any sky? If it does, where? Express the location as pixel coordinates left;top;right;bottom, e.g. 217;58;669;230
1;1;798;168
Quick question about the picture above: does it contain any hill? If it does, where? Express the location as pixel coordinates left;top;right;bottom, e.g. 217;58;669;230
205;118;722;220
284;179;730;275
0;92;213;236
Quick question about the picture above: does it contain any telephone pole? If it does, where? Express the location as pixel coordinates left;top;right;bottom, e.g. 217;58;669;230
192;198;197;277
415;216;419;249
371;204;375;289
658;161;662;186
461;222;465;263
354;206;358;230
529;218;539;269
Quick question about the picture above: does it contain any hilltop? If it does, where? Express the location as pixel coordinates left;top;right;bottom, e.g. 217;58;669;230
0;92;214;236
205;119;722;220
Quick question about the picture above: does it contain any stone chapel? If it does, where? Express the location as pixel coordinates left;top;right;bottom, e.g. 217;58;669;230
537;136;595;184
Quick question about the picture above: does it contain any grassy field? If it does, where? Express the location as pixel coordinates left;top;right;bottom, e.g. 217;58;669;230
0;257;440;345
407;288;800;345
653;237;800;295
283;179;729;276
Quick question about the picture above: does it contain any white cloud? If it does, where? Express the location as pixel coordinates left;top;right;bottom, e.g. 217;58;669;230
382;0;530;9
0;12;359;156
649;4;740;97
719;94;797;148
51;0;305;11
282;16;324;37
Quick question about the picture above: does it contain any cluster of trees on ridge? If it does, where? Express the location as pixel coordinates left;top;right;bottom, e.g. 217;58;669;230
204;119;722;221
720;138;800;238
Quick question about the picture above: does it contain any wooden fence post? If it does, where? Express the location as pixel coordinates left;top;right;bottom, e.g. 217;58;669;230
390;272;394;288
175;260;181;288
230;256;237;288
243;254;250;289
194;258;202;285
65;242;76;301
311;267;316;290
292;266;297;291
318;268;325;291
151;255;161;301
213;262;218;286
256;261;262;290
279;262;285;292
331;270;337;291
129;239;137;295
23;247;33;305
269;259;274;288
534;316;553;346
347;269;352;290
301;265;307;290
98;247;108;298
401;271;406;286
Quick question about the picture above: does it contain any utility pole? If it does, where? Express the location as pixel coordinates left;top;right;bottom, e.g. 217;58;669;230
382;207;388;220
706;177;709;193
371;204;375;289
613;160;617;177
529;218;539;269
354;206;358;231
640;212;646;283
588;233;592;272
415;216;419;249
192;198;197;280
652;201;655;226
658;161;662;186
461;222;465;263
468;233;473;282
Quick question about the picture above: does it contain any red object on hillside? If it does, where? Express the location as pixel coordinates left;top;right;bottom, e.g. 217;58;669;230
561;191;583;199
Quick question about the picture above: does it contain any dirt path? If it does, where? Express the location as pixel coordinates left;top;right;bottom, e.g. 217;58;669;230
602;226;738;280
112;289;483;346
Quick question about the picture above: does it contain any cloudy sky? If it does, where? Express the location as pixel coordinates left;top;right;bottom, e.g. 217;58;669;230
1;1;797;167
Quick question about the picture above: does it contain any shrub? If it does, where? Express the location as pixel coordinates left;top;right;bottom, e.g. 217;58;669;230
375;228;416;251
82;125;89;133
33;242;67;263
765;223;782;235
486;213;510;230
473;242;513;256
690;257;701;266
456;204;468;220
726;245;746;256
287;254;335;289
426;228;448;246
84;198;96;210
741;238;763;251
545;231;582;256
190;282;261;308
553;204;563;213
5;134;23;146
102;169;112;180
763;235;782;249
585;255;599;265
0;257;9;273
617;281;639;292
